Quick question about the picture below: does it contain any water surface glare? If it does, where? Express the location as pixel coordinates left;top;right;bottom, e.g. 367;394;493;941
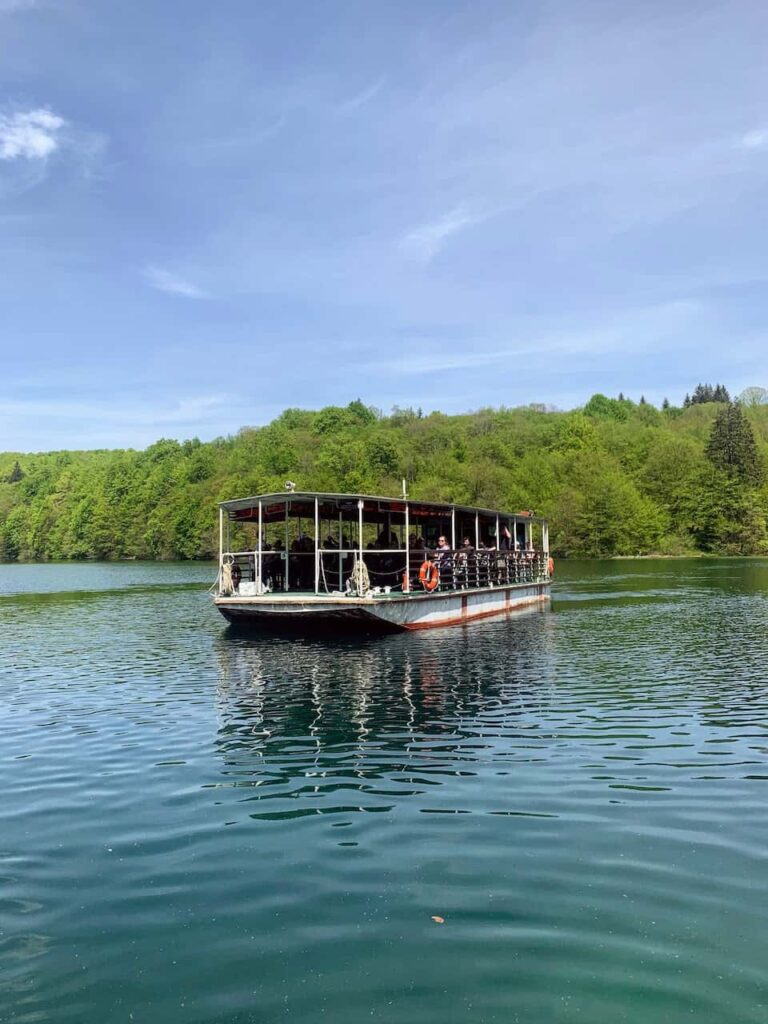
1;559;767;1023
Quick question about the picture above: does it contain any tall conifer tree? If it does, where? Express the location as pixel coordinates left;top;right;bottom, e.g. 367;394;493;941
705;403;763;485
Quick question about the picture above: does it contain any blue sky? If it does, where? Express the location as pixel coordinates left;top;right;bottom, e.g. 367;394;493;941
1;0;767;450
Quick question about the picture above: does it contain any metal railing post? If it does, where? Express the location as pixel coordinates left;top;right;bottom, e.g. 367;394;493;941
314;497;319;595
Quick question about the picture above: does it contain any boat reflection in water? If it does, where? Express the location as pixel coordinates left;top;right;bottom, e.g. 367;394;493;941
212;609;556;823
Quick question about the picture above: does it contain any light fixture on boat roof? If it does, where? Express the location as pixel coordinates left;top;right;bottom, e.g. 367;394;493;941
284;481;296;492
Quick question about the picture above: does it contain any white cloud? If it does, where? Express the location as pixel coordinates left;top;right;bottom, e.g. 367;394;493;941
399;206;480;263
144;265;208;299
0;108;65;161
739;128;768;150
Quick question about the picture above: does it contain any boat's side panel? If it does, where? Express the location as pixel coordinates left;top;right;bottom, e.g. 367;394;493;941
368;584;549;630
215;583;550;633
216;599;395;631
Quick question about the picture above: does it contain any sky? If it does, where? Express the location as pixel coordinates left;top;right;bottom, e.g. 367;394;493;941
1;0;768;450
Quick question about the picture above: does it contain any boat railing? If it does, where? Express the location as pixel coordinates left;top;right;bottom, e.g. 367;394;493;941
219;546;550;594
409;548;549;590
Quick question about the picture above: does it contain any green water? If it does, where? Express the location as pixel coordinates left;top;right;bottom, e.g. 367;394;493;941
1;559;767;1023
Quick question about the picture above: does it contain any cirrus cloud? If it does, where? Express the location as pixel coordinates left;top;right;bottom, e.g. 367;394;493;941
399;205;481;263
144;265;209;299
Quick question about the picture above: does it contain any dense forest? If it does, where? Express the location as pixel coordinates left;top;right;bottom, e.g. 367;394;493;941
2;389;768;561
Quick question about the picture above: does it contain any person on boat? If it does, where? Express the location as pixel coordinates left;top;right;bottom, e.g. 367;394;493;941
454;537;474;588
499;525;513;551
433;535;454;588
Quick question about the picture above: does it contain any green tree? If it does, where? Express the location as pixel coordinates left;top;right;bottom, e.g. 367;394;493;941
5;460;23;483
686;466;767;554
583;393;629;421
705;403;763;485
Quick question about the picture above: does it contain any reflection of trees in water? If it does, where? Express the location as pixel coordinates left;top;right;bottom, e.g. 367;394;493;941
211;614;556;817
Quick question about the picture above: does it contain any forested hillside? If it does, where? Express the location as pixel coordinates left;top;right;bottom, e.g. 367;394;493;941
2;393;768;561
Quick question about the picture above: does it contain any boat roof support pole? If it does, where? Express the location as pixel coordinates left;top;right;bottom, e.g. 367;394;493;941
358;499;364;570
284;500;290;591
475;511;479;550
450;508;456;550
404;501;410;593
338;507;343;590
314;497;320;595
542;521;549;555
218;507;223;592
496;513;500;549
257;500;263;592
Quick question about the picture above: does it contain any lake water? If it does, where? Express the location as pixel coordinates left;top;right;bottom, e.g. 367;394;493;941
2;559;767;1023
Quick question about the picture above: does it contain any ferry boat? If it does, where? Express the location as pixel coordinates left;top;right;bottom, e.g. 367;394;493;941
213;490;552;632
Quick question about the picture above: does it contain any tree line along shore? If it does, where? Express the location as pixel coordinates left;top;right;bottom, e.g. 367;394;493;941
2;390;767;562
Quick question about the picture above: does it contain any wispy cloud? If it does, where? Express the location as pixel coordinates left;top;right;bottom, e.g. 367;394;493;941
144;265;208;298
366;301;706;376
738;128;768;150
0;108;65;161
336;77;386;115
0;393;226;425
399;206;480;262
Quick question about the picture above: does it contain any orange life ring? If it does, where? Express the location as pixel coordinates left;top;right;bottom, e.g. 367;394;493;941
547;557;554;576
418;560;439;592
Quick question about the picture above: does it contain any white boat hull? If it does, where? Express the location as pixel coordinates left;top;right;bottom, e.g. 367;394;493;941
215;581;550;633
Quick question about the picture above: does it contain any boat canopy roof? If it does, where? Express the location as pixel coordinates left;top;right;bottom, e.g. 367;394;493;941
219;490;546;525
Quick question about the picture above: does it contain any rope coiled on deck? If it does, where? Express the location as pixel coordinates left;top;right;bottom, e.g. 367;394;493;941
348;558;370;596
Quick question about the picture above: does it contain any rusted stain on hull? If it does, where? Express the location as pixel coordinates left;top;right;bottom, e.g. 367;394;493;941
402;594;548;630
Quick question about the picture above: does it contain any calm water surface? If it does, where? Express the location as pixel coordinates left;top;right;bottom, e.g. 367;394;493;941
1;559;767;1023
